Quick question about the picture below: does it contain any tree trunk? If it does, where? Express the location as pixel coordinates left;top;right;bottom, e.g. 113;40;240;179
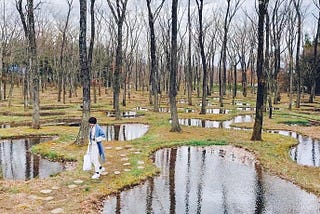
27;0;40;129
251;0;268;141
187;0;193;105
196;0;207;115
146;0;163;112
294;0;302;108
76;0;90;145
169;0;181;132
107;0;128;120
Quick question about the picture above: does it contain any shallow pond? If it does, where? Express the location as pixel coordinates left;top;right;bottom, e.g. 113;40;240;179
0;137;65;180
178;115;253;129
103;124;149;141
103;146;320;213
268;130;320;167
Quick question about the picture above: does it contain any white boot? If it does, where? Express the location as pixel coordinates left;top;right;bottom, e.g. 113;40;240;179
91;172;100;179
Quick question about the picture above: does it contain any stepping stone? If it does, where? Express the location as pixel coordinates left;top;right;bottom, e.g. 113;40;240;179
114;171;121;175
137;166;145;169
121;158;129;161
115;147;123;150
101;171;109;176
40;189;52;194
105;147;113;150
124;169;131;172
42;196;54;201
137;160;145;165
123;163;130;166
28;195;42;200
51;208;64;214
73;180;84;184
133;151;141;154
120;154;127;157
68;184;78;189
51;186;60;190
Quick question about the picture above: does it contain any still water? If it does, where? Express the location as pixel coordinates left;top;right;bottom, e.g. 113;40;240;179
103;146;320;213
0;138;64;180
103;124;149;141
268;130;320;167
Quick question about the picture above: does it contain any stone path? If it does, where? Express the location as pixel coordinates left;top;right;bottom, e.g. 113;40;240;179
24;144;146;213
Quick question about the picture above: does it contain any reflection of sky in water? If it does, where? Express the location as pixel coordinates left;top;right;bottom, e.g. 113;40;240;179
0;138;63;180
178;115;254;129
103;124;149;141
268;130;320;167
103;146;320;213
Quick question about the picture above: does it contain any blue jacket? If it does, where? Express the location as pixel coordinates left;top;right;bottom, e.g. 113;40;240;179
90;124;106;162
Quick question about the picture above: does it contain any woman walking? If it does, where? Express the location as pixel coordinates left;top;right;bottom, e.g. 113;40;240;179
87;117;106;179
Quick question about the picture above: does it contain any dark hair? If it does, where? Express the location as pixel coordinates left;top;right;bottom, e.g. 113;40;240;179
88;117;97;124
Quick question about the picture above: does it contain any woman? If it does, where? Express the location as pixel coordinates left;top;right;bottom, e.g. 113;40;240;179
87;117;106;179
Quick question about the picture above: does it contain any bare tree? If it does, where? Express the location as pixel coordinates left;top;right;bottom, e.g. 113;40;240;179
293;0;302;108
186;0;193;105
309;0;320;102
251;0;269;141
170;0;181;132
16;0;40;129
219;0;241;107
195;0;208;115
286;0;296;110
58;0;73;104
107;0;129;120
75;0;90;145
146;0;165;112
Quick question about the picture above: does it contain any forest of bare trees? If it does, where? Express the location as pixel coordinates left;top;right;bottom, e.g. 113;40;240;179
0;0;320;141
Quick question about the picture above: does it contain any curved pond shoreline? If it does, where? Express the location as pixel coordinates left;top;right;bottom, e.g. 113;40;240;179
102;145;320;213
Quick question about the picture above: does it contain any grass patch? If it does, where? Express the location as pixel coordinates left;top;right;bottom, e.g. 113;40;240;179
185;139;227;146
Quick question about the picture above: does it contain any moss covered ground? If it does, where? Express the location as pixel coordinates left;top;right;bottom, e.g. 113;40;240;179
0;88;319;213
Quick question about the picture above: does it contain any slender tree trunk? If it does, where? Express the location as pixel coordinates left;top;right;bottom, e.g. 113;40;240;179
27;0;40;129
294;0;302;108
75;0;90;145
196;0;207;115
187;0;193;105
169;0;181;132
251;0;268;141
107;0;128;120
310;10;320;103
146;0;163;112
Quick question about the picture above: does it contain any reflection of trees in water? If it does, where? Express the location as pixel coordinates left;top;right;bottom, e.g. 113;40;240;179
0;138;60;180
254;163;265;213
196;149;206;214
184;147;191;214
169;148;177;214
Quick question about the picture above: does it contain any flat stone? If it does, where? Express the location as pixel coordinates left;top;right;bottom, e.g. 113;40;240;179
68;184;78;189
114;171;121;175
101;171;109;175
115;147;123;150
124;145;133;149
42;196;54;201
137;160;145;165
133;151;141;154
73;180;84;184
28;195;42;200
51;208;64;214
137;166;145;169
121;158;129;161
123;163;131;166
120;154;127;157
40;189;52;194
124;169;131;172
105;147;113;150
51;186;60;190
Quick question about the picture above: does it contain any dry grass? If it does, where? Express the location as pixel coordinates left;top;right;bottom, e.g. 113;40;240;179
0;87;319;213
